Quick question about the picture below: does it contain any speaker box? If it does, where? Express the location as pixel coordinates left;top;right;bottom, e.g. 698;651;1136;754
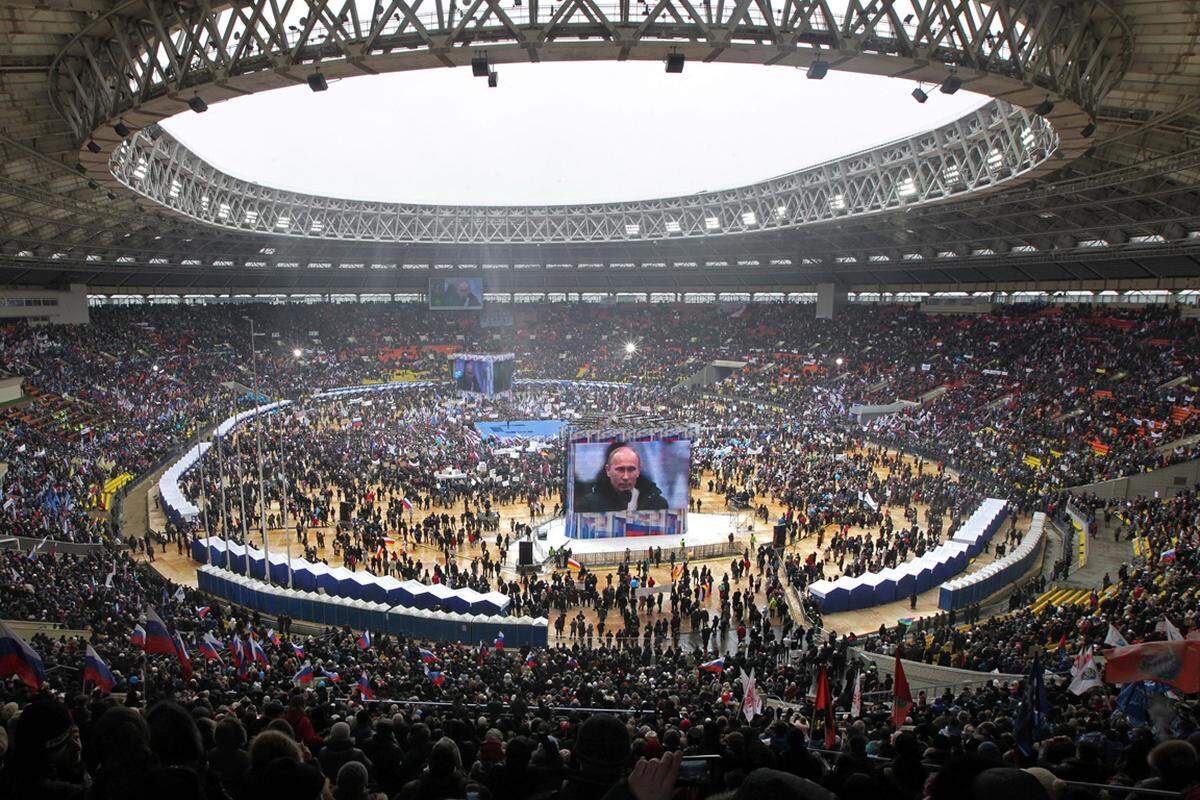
772;523;787;548
518;540;533;567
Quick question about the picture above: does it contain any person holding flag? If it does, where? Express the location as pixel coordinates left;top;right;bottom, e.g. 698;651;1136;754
142;607;176;656
249;637;269;668
293;663;315;685
356;629;371;650
892;653;912;727
129;623;146;649
699;656;726;673
738;669;762;723
1013;652;1049;761
357;671;375;700
419;647;437;663
0;620;45;690
813;664;836;749
172;631;193;680
199;632;223;662
1069;646;1103;695
83;645;117;695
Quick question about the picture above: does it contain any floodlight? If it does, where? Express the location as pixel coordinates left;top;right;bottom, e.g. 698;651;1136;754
307;72;328;92
1034;98;1054;115
912;87;928;104
939;75;962;94
471;54;489;77
807;60;829;79
625;342;637;353
488;71;498;88
188;95;208;113
666;53;685;73
114;121;131;137
1081;121;1096;138
86;140;101;153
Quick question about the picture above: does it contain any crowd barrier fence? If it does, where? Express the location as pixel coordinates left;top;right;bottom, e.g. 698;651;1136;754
938;512;1045;611
807;498;1008;613
196;565;546;646
191;537;509;616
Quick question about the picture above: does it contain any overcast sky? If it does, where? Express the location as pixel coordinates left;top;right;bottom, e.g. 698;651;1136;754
164;61;986;207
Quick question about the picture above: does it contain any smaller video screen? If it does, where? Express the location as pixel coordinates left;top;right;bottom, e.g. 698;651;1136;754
429;277;484;310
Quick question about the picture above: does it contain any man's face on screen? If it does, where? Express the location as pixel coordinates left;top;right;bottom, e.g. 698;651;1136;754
455;281;472;300
605;446;640;493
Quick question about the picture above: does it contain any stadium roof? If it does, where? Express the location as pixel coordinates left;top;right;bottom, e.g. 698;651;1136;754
0;0;1199;294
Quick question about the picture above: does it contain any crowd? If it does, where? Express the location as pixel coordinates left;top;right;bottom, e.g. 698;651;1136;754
2;301;1200;800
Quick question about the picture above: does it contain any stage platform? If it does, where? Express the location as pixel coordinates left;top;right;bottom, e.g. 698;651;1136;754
507;512;745;570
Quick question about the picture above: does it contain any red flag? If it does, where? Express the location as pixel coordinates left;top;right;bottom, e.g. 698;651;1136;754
1103;640;1200;693
892;654;912;727
814;665;836;748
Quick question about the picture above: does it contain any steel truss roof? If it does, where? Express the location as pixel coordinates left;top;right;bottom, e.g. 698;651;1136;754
60;0;1123;241
108;101;1056;243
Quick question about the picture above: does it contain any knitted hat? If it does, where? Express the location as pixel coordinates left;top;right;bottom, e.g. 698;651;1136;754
574;714;630;771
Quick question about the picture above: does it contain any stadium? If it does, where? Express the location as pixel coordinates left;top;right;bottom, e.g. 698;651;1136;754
2;0;1200;798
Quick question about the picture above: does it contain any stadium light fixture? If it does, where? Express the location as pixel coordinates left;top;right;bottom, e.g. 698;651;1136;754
86;140;102;153
87;179;99;190
488;71;498;88
307;72;328;92
471;54;489;77
835;357;844;366
188;95;208;113
1081;120;1096;138
911;86;928;104
807;60;829;79
1034;98;1054;115
292;347;303;358
940;75;962;95
625;342;637;353
113;121;131;137
666;52;685;73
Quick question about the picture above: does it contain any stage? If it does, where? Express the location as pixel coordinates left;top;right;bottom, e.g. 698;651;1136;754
507;511;745;570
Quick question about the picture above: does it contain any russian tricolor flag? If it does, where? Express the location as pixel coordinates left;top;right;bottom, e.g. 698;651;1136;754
130;624;146;648
143;608;176;656
357;630;371;650
357;671;374;700
83;644;116;695
195;606;211;619
0;621;44;690
1161;548;1178;563
293;663;314;684
401;497;413;511
427;669;445;686
524;652;537;667
268;629;282;646
699;657;726;673
173;631;193;680
291;641;305;658
494;631;505;650
229;636;245;667
249;638;268;667
199;632;223;662
419;647;437;663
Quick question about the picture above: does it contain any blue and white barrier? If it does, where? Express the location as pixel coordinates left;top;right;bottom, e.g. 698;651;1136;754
192;538;510;616
807;498;1008;613
938;512;1045;611
196;565;546;646
158;400;291;525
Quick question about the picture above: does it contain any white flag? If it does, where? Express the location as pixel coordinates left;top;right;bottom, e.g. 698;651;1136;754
173;586;186;603
851;671;862;718
1105;624;1129;648
104;563;116;589
1162;617;1184;641
1069;647;1103;695
739;669;762;723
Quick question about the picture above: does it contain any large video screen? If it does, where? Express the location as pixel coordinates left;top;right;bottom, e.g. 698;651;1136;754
567;437;691;515
453;358;493;394
493;359;514;394
429;277;483;310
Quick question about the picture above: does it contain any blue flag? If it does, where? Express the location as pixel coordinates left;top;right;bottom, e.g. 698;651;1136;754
1013;652;1049;758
